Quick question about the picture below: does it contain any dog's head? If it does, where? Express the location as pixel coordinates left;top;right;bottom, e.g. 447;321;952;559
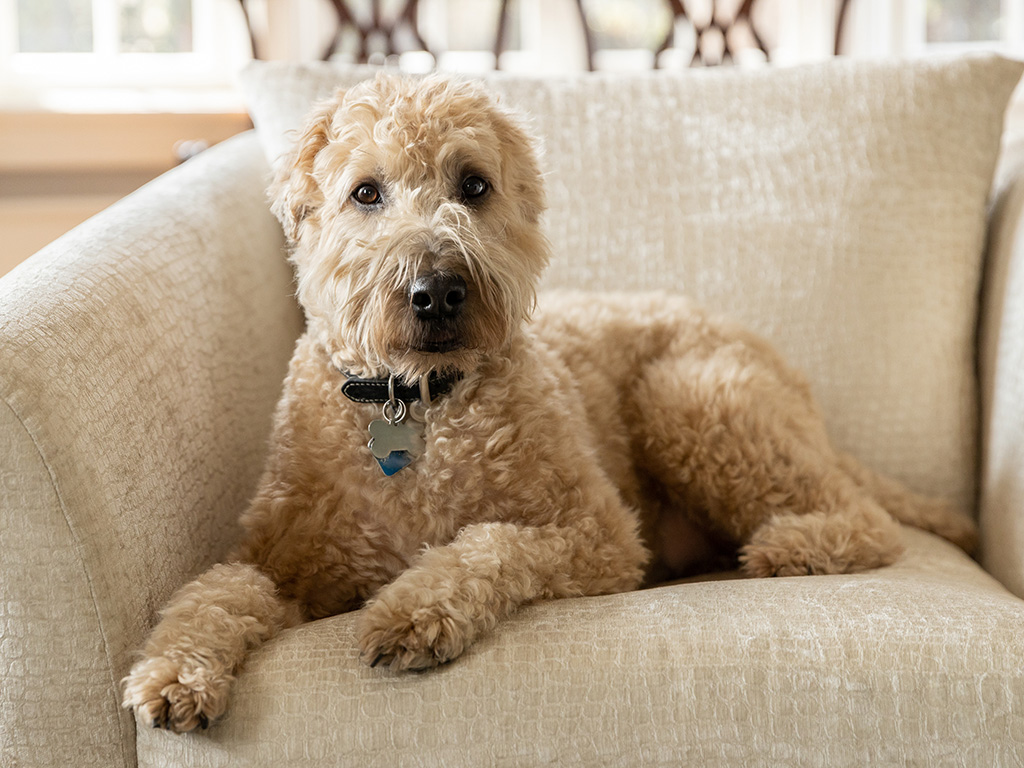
271;74;548;380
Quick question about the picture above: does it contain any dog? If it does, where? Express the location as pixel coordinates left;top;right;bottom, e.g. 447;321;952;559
122;74;977;733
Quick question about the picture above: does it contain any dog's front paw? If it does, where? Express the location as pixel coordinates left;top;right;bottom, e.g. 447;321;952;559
356;588;474;671
122;655;229;733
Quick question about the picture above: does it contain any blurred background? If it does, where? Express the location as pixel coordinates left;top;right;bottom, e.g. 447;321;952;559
2;0;1021;275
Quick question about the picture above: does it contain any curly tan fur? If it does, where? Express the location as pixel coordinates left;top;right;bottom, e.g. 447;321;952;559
123;74;977;733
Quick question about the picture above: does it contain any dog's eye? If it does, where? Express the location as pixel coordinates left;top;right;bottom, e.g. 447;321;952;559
352;183;382;207
460;176;489;202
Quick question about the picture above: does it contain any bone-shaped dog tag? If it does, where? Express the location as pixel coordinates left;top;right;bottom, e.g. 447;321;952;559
365;376;427;476
368;410;424;476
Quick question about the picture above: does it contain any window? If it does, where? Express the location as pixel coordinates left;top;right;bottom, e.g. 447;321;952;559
914;0;1024;51
926;0;1002;44
846;0;1024;57
0;0;250;104
17;0;194;54
583;0;673;51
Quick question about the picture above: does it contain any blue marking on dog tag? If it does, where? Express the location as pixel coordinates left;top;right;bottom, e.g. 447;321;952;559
376;450;413;475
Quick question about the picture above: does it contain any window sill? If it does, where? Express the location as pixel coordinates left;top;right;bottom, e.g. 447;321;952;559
0;106;253;276
0;83;246;114
0;109;252;173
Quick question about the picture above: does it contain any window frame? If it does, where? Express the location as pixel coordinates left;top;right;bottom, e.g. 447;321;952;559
849;0;1024;57
0;0;251;102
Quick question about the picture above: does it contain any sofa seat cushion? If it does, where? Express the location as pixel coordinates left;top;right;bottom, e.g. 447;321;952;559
241;56;1023;518
136;528;1024;767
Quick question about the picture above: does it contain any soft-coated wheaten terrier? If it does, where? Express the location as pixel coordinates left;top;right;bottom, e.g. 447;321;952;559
123;74;977;733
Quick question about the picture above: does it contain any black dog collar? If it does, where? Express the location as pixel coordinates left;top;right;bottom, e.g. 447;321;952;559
341;370;462;405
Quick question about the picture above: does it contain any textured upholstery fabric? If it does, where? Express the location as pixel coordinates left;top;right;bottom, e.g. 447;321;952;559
980;151;1024;596
0;133;303;767
135;530;1024;768
241;55;1023;517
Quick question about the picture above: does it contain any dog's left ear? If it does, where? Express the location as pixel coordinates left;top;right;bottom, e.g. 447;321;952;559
269;94;339;242
490;106;546;226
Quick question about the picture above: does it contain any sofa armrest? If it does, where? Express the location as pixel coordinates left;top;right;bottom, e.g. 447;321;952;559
0;132;303;767
980;144;1024;597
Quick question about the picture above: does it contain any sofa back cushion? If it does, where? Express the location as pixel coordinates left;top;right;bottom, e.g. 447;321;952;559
241;55;1022;516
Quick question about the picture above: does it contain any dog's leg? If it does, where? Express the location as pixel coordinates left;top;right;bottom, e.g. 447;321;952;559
122;562;302;732
632;334;907;577
356;519;644;670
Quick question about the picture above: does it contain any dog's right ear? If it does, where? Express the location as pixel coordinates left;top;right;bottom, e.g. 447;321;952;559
269;97;338;242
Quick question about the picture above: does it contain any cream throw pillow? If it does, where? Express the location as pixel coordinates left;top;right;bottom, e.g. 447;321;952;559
240;55;1022;516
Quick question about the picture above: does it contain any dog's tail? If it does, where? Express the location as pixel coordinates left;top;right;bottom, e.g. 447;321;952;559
837;452;978;555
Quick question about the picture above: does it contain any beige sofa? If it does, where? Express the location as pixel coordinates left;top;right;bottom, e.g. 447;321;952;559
5;55;1024;767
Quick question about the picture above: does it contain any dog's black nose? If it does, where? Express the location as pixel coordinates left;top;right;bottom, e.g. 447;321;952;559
409;272;467;321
